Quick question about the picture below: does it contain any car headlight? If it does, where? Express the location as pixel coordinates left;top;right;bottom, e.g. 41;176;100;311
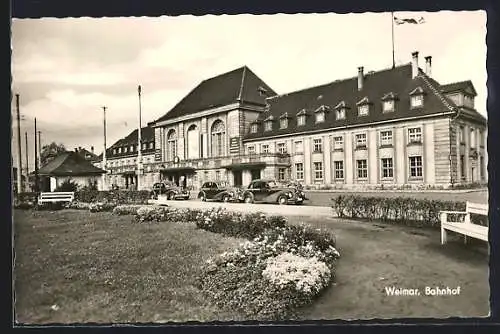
287;192;293;198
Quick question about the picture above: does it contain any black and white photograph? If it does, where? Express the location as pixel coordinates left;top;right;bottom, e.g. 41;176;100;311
11;10;490;323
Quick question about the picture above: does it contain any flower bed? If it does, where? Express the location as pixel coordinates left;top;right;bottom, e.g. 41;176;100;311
195;209;340;320
65;201;117;212
331;195;467;228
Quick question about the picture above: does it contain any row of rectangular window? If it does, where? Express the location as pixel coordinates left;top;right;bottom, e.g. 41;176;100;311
288;156;423;181
112;142;155;155
252;95;425;133
247;127;423;154
107;156;153;167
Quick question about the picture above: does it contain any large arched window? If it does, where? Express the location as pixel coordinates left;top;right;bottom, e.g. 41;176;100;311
166;129;177;161
211;120;226;157
186;124;200;159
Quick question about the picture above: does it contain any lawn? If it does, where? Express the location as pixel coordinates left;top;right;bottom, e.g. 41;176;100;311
13;209;489;323
287;216;490;319
13;209;244;324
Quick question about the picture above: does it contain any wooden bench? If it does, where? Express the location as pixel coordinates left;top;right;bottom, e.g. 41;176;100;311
38;192;75;205
440;201;488;245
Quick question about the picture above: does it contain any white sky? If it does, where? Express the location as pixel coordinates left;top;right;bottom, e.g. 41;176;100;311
11;11;487;171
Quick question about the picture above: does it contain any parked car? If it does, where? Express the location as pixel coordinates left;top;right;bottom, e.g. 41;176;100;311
277;180;308;200
241;179;306;205
197;181;244;202
150;181;190;200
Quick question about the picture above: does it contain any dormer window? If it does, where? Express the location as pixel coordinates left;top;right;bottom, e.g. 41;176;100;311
264;116;274;131
250;123;258;134
356;97;371;116
279;113;290;129
296;109;307;126
258;86;268;96
381;92;398;112
464;94;474;108
409;87;425;108
334;101;348;120
314;105;329;124
316;112;325;123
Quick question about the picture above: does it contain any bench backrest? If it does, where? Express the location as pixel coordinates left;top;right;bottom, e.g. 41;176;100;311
39;192;74;199
466;201;488;216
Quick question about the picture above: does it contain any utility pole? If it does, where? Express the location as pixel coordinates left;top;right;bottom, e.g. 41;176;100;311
25;131;29;190
15;94;23;193
34;118;39;193
137;85;142;191
38;131;42;167
102;106;107;191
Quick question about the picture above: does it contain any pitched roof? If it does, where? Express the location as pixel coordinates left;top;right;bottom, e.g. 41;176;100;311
153;66;277;124
38;151;106;176
244;64;484;141
440;80;477;96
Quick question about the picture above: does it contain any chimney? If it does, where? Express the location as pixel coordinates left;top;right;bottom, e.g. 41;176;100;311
411;51;419;79
357;66;364;91
424;56;432;77
91;146;94;154
74;148;78;152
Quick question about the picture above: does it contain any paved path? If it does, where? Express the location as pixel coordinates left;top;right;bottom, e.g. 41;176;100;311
150;199;335;217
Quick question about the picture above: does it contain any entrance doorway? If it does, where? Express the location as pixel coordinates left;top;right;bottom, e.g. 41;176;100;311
233;170;242;187
250;169;261;180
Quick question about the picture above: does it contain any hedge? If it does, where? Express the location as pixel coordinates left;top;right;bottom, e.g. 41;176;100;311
331;195;471;228
74;190;151;204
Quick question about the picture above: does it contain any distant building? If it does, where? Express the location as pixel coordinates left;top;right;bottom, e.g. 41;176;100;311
93;127;156;190
38;151;106;191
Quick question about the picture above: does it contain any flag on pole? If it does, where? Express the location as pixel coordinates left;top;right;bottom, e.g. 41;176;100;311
394;16;425;25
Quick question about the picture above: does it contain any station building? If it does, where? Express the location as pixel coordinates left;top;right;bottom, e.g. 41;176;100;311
95;51;487;190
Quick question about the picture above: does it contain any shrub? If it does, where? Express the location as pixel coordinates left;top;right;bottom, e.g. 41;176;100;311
331;195;467;228
75;190;151;205
195;208;287;239
55;179;79;192
65;201;92;210
112;204;146;216
89;202;117;213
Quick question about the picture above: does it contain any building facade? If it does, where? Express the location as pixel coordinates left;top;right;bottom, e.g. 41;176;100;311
93;127;157;190
243;52;487;189
95;52;487;191
148;66;278;189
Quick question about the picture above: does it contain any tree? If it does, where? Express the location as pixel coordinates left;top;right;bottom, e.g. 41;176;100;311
40;142;67;166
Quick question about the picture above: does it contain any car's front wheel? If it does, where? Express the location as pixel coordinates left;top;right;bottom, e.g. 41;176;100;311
222;195;230;202
167;192;175;200
198;193;206;202
244;195;254;204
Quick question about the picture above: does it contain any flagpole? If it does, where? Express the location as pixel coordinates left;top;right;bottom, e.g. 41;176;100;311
391;12;395;69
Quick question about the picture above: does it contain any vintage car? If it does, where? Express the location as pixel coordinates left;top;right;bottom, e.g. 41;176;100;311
197;181;244;202
150;181;190;200
277;180;308;200
241;179;306;205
